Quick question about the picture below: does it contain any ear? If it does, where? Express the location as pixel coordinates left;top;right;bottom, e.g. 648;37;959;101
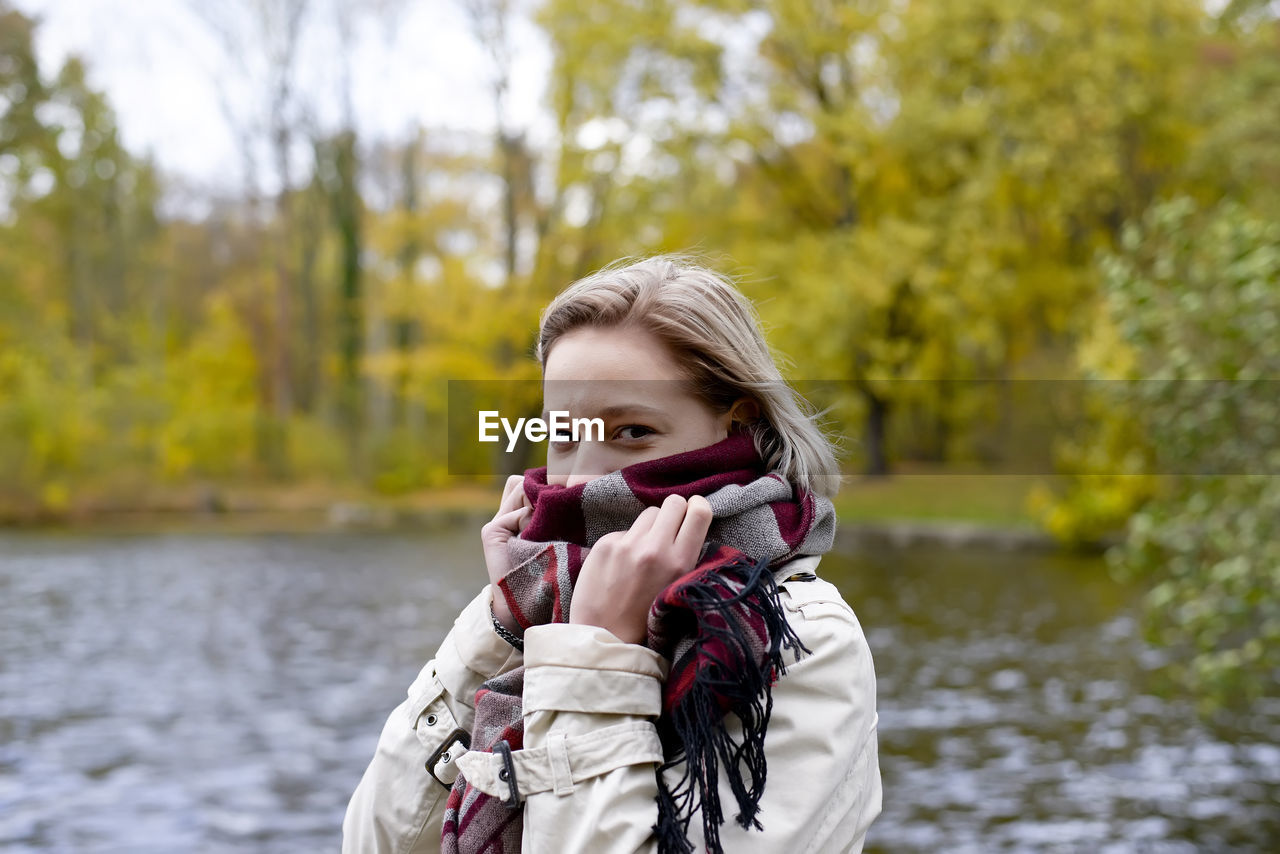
727;396;760;429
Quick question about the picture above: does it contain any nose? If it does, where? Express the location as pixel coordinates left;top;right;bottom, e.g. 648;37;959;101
547;471;605;489
565;471;601;489
550;444;611;489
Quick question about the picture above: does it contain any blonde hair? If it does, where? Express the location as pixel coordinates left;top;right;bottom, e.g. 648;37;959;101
535;254;843;499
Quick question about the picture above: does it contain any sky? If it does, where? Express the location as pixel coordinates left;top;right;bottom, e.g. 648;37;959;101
13;0;553;193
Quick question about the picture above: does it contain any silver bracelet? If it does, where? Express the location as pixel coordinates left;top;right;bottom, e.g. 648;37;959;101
489;600;524;651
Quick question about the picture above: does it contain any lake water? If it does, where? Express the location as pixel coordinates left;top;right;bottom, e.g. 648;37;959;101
0;526;1276;852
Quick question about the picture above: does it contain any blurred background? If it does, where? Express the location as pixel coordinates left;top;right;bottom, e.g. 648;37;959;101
1;0;1277;851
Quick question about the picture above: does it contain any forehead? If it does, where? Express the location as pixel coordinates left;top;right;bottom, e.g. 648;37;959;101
543;326;687;382
542;326;695;413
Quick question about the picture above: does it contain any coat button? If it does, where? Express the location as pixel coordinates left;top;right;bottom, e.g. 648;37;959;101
425;713;438;726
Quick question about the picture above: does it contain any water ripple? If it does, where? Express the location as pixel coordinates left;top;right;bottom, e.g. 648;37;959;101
0;531;1276;852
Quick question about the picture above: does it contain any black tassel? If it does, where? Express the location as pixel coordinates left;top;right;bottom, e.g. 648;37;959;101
651;550;813;854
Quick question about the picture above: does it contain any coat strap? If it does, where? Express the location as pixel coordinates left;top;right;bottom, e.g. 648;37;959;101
454;721;664;801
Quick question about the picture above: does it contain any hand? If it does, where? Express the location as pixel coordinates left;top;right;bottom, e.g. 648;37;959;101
569;494;714;646
482;474;533;634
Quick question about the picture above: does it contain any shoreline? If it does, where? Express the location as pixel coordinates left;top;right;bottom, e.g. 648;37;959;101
0;503;1108;553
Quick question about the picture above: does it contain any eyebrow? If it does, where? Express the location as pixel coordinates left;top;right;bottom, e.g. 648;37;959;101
542;403;668;421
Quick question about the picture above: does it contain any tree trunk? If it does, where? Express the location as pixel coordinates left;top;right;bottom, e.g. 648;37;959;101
328;130;364;476
365;274;391;440
394;129;422;433
263;118;296;478
863;390;890;477
295;176;324;414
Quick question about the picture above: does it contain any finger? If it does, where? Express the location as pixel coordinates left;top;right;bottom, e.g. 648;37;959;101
485;505;526;533
624;504;662;542
515;505;532;533
673;494;714;565
504;474;525;507
646;494;689;546
502;474;522;500
497;474;525;515
489;505;531;536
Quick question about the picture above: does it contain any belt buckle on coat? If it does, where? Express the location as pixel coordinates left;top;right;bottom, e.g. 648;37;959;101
493;738;522;808
426;727;470;789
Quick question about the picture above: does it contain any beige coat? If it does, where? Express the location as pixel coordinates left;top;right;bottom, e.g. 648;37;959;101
342;553;881;853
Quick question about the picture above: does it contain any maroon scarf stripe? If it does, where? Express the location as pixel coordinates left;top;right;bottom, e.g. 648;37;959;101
769;492;813;550
457;792;489;836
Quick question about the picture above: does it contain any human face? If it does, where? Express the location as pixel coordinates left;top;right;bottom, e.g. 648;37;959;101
541;325;736;488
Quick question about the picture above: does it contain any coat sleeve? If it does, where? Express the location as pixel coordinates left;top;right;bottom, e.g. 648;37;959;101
513;577;882;854
342;584;524;854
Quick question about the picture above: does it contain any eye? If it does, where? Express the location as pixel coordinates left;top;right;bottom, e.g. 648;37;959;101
615;424;655;441
549;430;577;450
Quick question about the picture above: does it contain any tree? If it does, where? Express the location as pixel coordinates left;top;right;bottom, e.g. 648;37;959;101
1031;13;1280;547
532;0;1206;476
190;0;312;475
0;3;170;514
1071;198;1280;706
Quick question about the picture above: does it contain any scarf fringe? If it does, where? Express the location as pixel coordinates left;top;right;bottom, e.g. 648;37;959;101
652;552;813;854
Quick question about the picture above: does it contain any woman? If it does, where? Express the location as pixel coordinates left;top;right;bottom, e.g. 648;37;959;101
342;256;881;853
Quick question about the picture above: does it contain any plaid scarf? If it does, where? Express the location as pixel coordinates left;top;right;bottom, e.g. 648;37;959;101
441;430;837;853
